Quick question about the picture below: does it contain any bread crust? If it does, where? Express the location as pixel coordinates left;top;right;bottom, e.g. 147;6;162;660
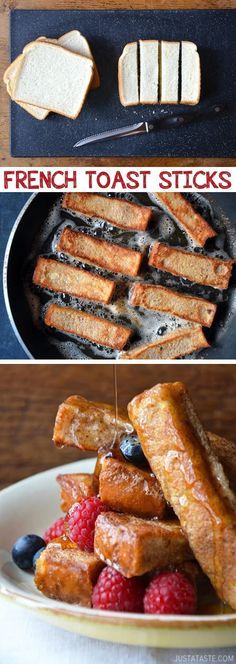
61;193;152;231
128;382;236;608
121;325;209;359
130;282;217;327
44;303;132;350
33;256;116;304
57;226;142;277
154;193;216;247
149;242;234;290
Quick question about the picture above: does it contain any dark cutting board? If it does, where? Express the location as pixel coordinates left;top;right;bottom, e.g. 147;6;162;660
10;9;236;158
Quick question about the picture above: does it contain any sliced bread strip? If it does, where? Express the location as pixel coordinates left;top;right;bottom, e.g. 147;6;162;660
12;41;94;119
118;42;139;107
130;282;217;327
62;193;152;231
160;41;180;103
121;325;209;359
57;227;142;277
154;193;216;247
149;242;234;290
33;257;115;304
139;40;159;104
44;303;132;350
181;41;200;105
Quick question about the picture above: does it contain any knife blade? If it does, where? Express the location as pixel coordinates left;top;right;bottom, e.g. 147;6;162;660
73;104;226;148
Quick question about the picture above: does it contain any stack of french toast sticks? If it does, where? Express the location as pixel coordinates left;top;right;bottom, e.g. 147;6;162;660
35;382;236;613
32;192;234;359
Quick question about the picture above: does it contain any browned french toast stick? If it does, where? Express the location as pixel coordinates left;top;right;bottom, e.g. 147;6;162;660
35;536;104;605
130;283;216;327
57;473;98;512
33;257;115;304
128;382;236;609
57;227;142;277
94;512;193;577
99;457;166;518
61;193;152;231
44;304;132;350
154;193;216;246
149;242;234;290
53;394;133;451
121;325;209;359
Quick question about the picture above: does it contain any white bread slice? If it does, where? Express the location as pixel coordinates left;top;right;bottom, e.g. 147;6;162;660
58;30;100;89
3;54;48;120
4;32;98;119
181;41;200;105
118;42;139;107
139;40;159;104
12;41;94;119
160;41;180;103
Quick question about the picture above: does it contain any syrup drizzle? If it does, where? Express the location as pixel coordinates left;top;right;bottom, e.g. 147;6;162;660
113;365;118;446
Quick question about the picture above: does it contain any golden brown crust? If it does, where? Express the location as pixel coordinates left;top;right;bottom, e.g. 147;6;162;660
33;256;116;304
121;325;209;359
44;303;132;350
94;512;193;577
57;227;142;277
154;193;216;247
56;473;98;512
61;193;152;231
128;382;236;609
35;536;104;605
130;283;216;327
99;457;166;519
149;242;234;290
53;394;132;451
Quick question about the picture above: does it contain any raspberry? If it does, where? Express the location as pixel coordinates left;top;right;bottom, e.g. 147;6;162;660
92;567;145;612
44;516;66;544
67;497;109;552
144;571;197;615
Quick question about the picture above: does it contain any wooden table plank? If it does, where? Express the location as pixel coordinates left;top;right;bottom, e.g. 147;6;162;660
1;0;236;166
0;363;235;489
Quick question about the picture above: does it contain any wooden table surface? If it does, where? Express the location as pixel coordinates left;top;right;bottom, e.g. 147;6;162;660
0;363;235;490
1;0;236;166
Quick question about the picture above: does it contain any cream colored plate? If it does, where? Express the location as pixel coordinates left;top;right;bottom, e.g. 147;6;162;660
1;459;236;648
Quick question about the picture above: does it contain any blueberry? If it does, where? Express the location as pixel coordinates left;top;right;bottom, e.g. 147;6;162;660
32;546;46;572
120;433;146;467
11;534;46;571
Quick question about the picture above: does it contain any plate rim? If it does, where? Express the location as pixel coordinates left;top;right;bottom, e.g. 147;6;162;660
1;459;236;631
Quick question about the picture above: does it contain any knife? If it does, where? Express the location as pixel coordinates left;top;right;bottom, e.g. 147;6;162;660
73;104;226;148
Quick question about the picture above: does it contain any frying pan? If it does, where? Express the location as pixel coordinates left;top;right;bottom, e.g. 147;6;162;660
3;192;236;360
